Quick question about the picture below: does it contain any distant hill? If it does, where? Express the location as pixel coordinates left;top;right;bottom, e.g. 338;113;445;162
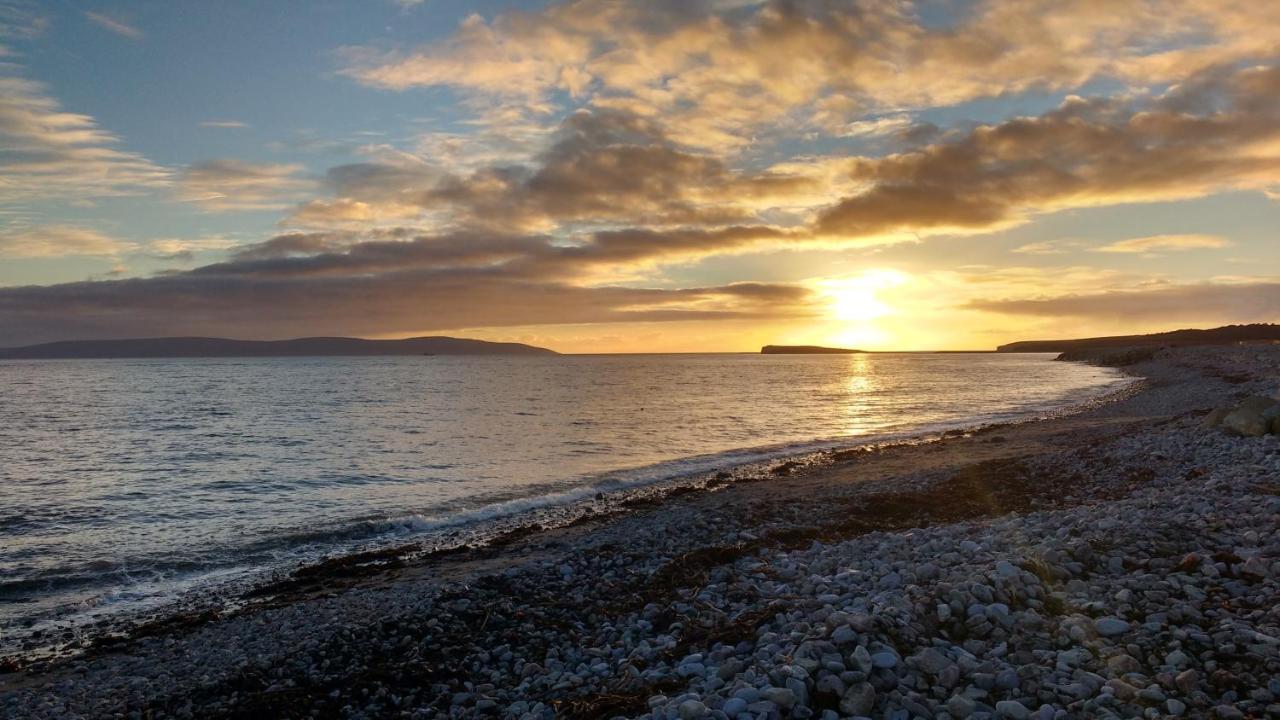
0;336;557;359
996;323;1280;353
761;345;862;354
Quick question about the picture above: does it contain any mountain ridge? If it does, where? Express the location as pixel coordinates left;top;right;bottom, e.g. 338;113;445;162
996;323;1280;353
0;336;557;359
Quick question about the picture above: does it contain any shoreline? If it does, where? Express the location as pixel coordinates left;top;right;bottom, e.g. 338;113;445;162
0;361;1132;663
3;346;1278;719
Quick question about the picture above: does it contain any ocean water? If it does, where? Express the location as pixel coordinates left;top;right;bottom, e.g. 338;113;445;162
0;353;1126;647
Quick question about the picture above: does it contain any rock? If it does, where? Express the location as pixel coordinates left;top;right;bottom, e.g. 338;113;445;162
1201;408;1231;427
1094;617;1130;637
831;625;857;645
1241;556;1268;577
915;647;953;675
1222;396;1277;436
1167;698;1187;716
1107;679;1138;701
722;697;748;716
678;699;707;719
995;699;1031;719
947;694;976;719
1176;553;1203;572
1107;653;1142;674
870;651;898;669
1213;706;1244;720
1175;669;1200;694
995;668;1020;690
762;687;797;710
839;682;876;716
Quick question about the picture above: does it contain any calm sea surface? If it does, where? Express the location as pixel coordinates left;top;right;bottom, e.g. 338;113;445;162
0;353;1126;644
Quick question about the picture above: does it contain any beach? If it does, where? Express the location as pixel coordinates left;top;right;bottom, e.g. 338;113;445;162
3;345;1278;719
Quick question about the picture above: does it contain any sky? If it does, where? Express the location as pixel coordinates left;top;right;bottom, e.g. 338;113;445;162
0;0;1277;352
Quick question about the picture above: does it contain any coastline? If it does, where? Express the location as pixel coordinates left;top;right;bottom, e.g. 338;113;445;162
0;355;1130;661
3;346;1278;719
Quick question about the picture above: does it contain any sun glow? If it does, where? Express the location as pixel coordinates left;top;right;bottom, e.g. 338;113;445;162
819;270;907;322
810;269;910;349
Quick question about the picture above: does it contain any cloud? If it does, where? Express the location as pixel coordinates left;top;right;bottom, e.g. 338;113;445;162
0;225;135;257
146;236;243;261
815;64;1280;241
84;11;143;40
838;115;915;139
199;120;249;129
289;109;832;234
964;279;1280;322
1091;234;1232;254
177;159;316;211
340;0;1280;150
0;252;816;345
0;75;168;201
1012;240;1082;255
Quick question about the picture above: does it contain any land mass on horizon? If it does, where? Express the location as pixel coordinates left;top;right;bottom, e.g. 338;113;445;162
0;336;557;359
761;345;862;354
995;323;1280;353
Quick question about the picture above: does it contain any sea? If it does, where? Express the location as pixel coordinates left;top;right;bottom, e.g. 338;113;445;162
0;352;1129;652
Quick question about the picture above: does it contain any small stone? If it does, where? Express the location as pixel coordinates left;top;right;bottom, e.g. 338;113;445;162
1213;706;1244;720
870;651;898;669
839;682;876;716
1167;699;1187;716
1094;617;1130;637
947;694;976;719
678;699;707;720
831;625;857;645
762;687;797;710
851;646;873;673
995;699;1031;719
1176;553;1203;572
915;648;953;675
722;697;748;716
1175;669;1200;694
1107;654;1142;674
1241;556;1268;578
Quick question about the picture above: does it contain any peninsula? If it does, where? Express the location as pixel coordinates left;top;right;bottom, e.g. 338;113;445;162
0;336;557;359
760;344;862;354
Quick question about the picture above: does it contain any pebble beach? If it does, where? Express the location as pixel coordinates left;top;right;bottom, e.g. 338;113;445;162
3;345;1279;720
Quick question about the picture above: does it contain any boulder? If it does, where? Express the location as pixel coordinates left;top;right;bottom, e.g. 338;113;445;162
1264;403;1280;434
1201;408;1231;428
1222;396;1278;437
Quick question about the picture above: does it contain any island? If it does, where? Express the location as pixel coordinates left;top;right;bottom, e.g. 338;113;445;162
0;336;557;359
995;323;1280;353
760;344;862;354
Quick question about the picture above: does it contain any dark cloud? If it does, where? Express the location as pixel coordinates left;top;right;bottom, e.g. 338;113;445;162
0;220;815;345
965;281;1280;322
296;109;820;232
817;64;1280;238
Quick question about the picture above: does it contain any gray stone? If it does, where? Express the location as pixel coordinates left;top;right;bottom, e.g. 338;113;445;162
995;700;1031;719
915;647;953;675
870;651;898;669
1094;617;1130;637
839;682;876;716
678;699;707;720
762;687;797;710
947;694;976;719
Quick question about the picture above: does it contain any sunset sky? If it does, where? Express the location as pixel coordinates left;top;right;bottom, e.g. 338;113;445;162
1;0;1277;352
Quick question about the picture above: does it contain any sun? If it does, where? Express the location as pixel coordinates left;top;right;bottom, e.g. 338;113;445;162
820;270;907;322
